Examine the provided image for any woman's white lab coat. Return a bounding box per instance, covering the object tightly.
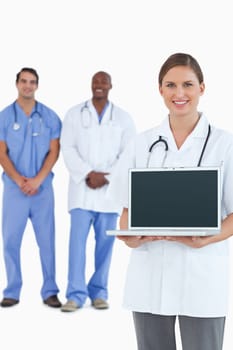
[61,100,136,213]
[112,114,233,317]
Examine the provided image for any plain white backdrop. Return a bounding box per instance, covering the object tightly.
[1,0,233,349]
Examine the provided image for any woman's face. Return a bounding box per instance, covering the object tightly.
[159,65,205,119]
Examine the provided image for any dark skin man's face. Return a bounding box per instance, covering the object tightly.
[91,72,112,101]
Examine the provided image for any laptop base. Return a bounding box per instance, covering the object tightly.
[107,229,218,236]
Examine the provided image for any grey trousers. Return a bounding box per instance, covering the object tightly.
[133,312,225,350]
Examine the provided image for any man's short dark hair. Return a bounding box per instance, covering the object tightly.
[16,67,39,84]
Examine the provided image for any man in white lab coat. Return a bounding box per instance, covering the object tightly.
[60,71,136,312]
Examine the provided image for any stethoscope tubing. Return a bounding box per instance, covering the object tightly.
[149,135,169,153]
[81,101,114,128]
[12,101,43,135]
[148,124,211,168]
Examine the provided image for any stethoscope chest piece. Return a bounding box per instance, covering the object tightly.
[13,123,20,131]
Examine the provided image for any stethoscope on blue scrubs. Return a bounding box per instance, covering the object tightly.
[81,101,114,128]
[13,101,43,137]
[147,124,211,167]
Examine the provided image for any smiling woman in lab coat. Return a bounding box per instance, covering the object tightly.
[112,53,233,350]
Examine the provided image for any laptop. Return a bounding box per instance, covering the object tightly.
[107,166,221,236]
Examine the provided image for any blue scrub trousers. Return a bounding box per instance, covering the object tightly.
[2,183,59,300]
[66,208,117,306]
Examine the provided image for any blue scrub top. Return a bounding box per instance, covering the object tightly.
[0,101,62,188]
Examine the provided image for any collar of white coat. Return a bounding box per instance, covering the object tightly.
[88,99,113,124]
[150,113,210,152]
[157,112,209,138]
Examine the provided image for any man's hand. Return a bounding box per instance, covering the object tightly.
[86,171,109,189]
[20,177,41,196]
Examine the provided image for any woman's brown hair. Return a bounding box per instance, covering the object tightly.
[158,53,204,86]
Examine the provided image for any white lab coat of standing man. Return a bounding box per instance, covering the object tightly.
[60,71,136,312]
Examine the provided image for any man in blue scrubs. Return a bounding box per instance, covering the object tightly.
[0,68,62,308]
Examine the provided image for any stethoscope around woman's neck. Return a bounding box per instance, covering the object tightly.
[147,124,211,167]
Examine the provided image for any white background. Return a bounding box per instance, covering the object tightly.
[0,0,233,349]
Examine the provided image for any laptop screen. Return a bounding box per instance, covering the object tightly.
[129,167,221,233]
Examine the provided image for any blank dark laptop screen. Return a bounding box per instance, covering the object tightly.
[130,168,219,229]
